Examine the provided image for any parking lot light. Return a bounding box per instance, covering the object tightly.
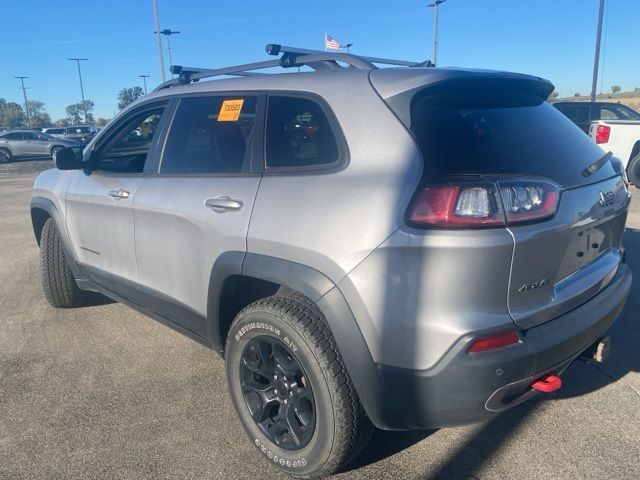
[68,58,88,123]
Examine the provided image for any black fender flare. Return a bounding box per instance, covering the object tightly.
[30,196,82,278]
[207,252,390,429]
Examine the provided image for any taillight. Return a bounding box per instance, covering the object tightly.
[467,330,521,353]
[595,124,610,144]
[408,180,559,228]
[408,185,504,228]
[499,181,559,225]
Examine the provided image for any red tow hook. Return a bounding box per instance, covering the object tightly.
[531,374,562,393]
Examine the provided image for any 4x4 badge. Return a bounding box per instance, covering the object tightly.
[518,278,549,293]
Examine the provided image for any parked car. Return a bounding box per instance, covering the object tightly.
[554,101,640,134]
[589,118,640,183]
[42,127,67,137]
[64,124,97,144]
[0,130,80,163]
[30,45,632,478]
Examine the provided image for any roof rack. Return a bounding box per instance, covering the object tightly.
[153,44,433,92]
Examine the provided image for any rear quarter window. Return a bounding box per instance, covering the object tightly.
[265,96,340,170]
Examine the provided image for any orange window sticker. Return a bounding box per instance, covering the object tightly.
[218,99,244,121]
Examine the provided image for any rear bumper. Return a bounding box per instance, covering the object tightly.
[374,263,631,430]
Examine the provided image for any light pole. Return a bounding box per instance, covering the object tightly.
[68,58,88,123]
[14,76,31,128]
[591,0,605,102]
[427,0,447,66]
[152,0,165,82]
[155,29,181,76]
[139,74,150,94]
[341,43,354,54]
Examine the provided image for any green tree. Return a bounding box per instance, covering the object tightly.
[574,93,581,97]
[52,118,70,127]
[117,86,144,110]
[0,98,26,128]
[611,85,621,94]
[66,100,95,124]
[95,118,109,127]
[25,100,51,128]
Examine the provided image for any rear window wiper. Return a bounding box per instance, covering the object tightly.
[582,151,613,177]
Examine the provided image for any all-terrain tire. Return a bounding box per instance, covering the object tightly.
[40,218,86,308]
[627,154,640,186]
[225,294,372,478]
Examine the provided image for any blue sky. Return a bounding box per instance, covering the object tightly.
[2,0,639,120]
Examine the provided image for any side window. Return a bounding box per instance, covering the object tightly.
[600,105,640,121]
[600,108,618,120]
[5,133,24,140]
[266,96,339,169]
[23,132,39,141]
[94,107,165,173]
[160,95,257,174]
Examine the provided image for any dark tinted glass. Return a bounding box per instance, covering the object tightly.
[410,90,617,188]
[66,126,92,134]
[161,96,257,174]
[4,132,23,140]
[555,104,590,123]
[266,96,338,169]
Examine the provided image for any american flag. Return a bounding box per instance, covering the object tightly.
[324,33,341,50]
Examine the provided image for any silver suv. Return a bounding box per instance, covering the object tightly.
[0,130,80,163]
[30,45,632,478]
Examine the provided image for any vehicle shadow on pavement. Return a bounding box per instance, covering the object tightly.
[345,428,436,471]
[82,291,117,307]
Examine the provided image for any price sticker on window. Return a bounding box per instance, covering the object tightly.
[218,99,244,121]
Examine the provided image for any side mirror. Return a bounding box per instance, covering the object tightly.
[55,146,84,170]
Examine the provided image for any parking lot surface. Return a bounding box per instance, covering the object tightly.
[1,159,639,480]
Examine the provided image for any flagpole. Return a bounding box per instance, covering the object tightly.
[324,31,327,52]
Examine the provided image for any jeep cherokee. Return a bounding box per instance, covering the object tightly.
[30,45,632,478]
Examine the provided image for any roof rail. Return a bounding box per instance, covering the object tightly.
[153,44,432,92]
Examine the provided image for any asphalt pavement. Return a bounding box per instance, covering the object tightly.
[1,159,639,480]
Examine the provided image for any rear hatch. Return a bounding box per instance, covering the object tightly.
[374,70,630,329]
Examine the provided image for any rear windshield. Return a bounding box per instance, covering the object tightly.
[409,83,618,188]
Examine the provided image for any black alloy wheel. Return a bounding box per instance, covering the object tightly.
[240,335,316,451]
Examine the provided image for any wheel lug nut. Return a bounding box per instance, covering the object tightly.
[273,375,278,380]
[289,392,293,397]
[274,389,278,395]
[284,399,288,405]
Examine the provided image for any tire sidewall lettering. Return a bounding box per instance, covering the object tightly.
[234,321,281,341]
[254,439,307,469]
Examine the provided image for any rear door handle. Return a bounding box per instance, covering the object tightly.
[108,188,130,199]
[205,196,243,212]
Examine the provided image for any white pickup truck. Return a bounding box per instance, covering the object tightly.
[589,119,640,183]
